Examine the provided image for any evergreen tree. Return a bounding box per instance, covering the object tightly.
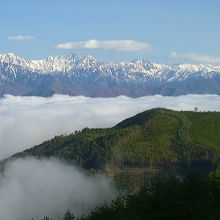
[63,209,75,220]
[41,216,50,220]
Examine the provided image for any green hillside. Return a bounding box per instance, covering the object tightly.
[11,108,220,191]
[79,171,220,220]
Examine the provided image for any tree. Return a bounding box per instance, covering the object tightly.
[41,217,50,220]
[63,209,75,220]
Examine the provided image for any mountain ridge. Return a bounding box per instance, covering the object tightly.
[7,108,220,191]
[0,53,220,97]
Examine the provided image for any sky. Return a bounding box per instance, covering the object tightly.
[1,0,220,64]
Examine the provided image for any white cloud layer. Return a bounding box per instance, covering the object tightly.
[0,158,115,220]
[170,51,220,64]
[0,94,220,160]
[54,39,151,51]
[8,35,35,41]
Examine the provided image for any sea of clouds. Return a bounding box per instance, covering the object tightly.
[0,158,115,220]
[0,94,219,220]
[0,94,220,160]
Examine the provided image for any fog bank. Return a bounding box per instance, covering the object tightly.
[0,158,115,220]
[0,94,219,159]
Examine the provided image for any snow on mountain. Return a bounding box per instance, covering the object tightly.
[0,53,220,97]
[1,53,220,79]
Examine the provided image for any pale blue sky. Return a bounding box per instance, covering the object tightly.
[1,0,220,64]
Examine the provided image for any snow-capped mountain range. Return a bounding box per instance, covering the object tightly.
[0,53,220,97]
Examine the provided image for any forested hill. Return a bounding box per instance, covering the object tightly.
[11,108,220,191]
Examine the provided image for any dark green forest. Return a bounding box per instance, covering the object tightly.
[36,167,220,220]
[80,168,220,220]
[11,108,220,192]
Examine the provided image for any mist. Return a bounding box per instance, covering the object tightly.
[0,94,220,159]
[0,158,115,220]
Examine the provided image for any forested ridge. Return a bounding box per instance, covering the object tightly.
[9,108,220,191]
[3,108,220,219]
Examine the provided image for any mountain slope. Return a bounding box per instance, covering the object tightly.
[0,53,220,97]
[9,108,220,192]
[13,108,220,165]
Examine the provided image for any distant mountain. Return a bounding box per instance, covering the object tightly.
[0,53,220,97]
[10,108,220,191]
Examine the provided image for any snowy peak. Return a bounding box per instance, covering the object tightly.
[0,53,79,73]
[30,56,74,73]
[0,53,28,66]
[0,53,220,97]
[0,53,220,80]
